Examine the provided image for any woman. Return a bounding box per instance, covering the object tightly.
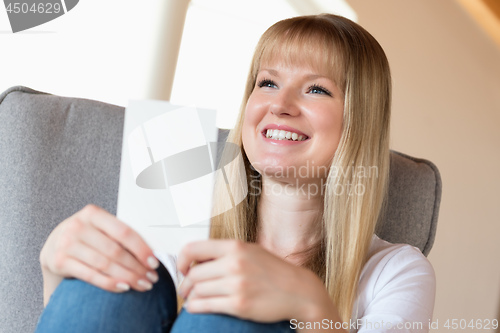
[36,14,435,332]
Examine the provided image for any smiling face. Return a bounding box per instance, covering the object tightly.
[241,60,344,183]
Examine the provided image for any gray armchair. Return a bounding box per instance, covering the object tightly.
[0,86,442,332]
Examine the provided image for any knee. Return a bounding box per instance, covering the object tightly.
[53,278,147,310]
[171,309,295,333]
[36,265,178,333]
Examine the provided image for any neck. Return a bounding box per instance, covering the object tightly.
[256,176,323,262]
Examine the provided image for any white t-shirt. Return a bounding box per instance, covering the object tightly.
[351,235,435,332]
[155,234,435,332]
[154,251,181,287]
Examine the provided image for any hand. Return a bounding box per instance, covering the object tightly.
[40,204,160,303]
[177,239,337,323]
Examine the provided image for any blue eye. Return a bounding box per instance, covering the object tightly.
[308,85,332,96]
[257,79,277,89]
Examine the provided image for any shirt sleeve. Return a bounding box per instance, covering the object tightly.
[355,246,436,333]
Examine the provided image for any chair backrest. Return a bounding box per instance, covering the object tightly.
[0,86,441,332]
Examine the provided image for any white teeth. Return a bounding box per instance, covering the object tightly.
[264,129,306,141]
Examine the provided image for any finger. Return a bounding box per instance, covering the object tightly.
[66,242,154,291]
[79,205,159,270]
[185,296,238,317]
[59,257,133,293]
[187,277,235,299]
[177,240,243,275]
[77,225,151,277]
[178,258,231,298]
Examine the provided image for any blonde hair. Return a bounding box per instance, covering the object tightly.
[209,14,391,322]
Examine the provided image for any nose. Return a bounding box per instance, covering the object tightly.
[269,88,300,117]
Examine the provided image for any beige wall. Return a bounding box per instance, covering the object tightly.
[347,0,500,331]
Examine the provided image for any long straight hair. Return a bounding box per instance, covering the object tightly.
[210,14,391,322]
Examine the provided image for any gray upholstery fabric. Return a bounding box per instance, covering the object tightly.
[377,151,441,256]
[0,86,124,333]
[0,86,441,332]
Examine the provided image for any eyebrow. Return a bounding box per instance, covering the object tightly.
[260,68,279,76]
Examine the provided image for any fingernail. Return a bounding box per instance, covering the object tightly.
[138,279,153,290]
[146,271,159,283]
[116,282,130,291]
[147,256,159,270]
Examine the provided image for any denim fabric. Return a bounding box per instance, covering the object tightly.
[35,263,177,333]
[172,309,294,333]
[35,264,294,332]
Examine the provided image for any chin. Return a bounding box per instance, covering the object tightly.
[250,157,295,178]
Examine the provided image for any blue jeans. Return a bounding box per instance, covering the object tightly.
[35,264,294,332]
